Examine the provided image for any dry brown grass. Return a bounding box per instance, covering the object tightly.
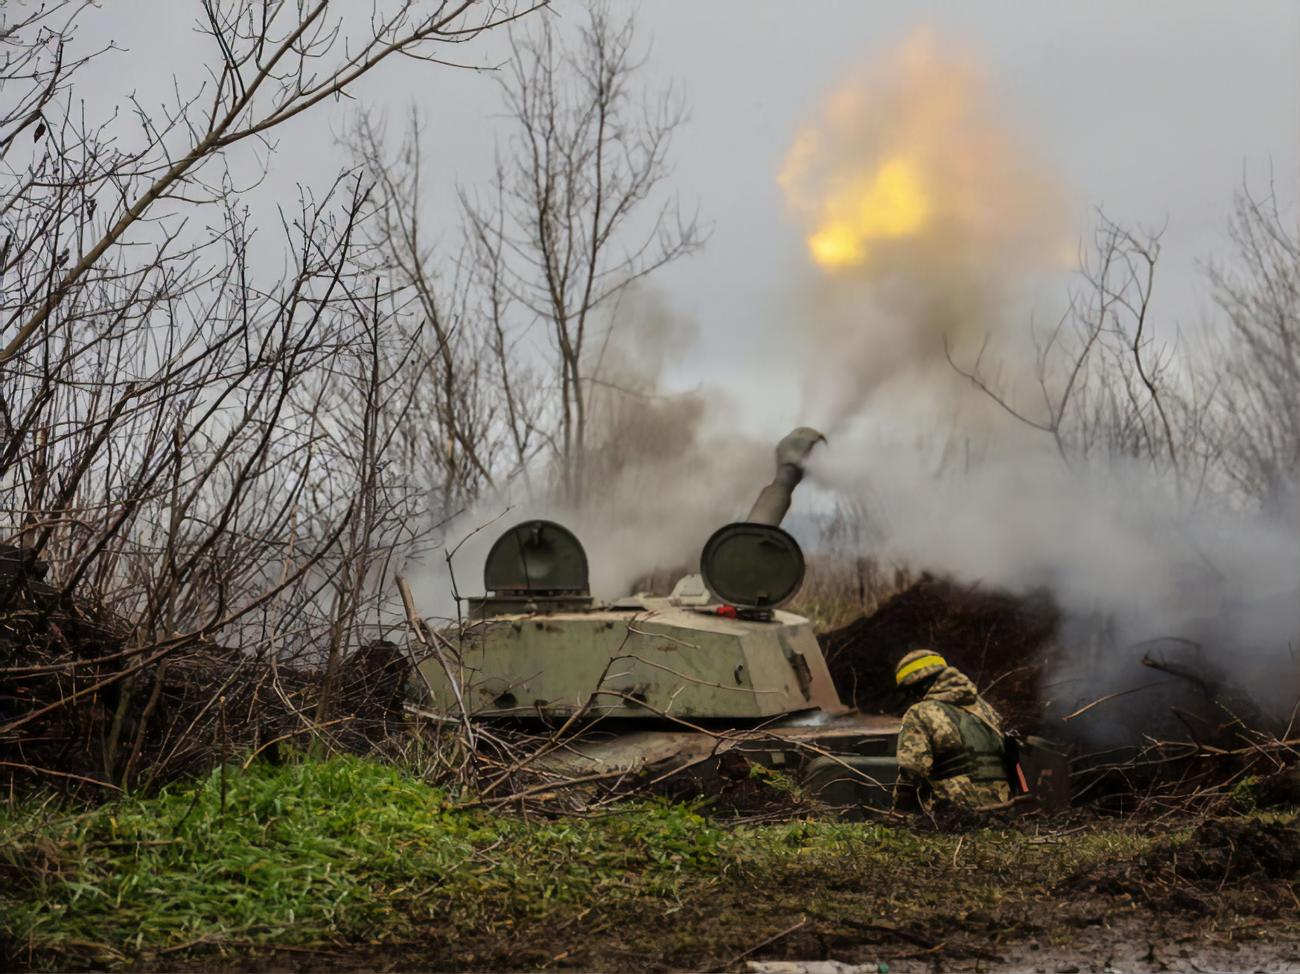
[787,554,912,632]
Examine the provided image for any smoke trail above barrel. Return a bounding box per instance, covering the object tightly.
[778,28,1066,432]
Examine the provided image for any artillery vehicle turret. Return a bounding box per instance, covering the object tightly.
[413,428,902,811]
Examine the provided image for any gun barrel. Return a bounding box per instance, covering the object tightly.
[745,426,826,526]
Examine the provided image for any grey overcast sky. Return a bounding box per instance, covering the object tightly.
[84,1,1300,436]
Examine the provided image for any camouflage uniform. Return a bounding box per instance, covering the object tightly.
[892,666,1011,810]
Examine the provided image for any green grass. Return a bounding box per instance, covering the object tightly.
[2,757,1291,972]
[0,757,725,967]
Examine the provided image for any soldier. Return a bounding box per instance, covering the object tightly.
[891,649,1011,811]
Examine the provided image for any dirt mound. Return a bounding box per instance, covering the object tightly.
[1252,767,1300,808]
[817,574,1059,732]
[1172,818,1300,883]
[0,545,409,794]
[1070,816,1300,916]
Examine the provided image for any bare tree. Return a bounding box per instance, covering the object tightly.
[948,214,1211,503]
[0,0,540,365]
[347,112,531,516]
[950,196,1300,517]
[0,2,545,789]
[1208,187,1300,513]
[462,5,703,501]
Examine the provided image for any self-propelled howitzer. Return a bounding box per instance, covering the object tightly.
[412,427,903,810]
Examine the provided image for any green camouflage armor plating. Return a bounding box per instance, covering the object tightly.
[893,666,1011,809]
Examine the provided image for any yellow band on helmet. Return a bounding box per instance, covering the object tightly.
[895,653,947,685]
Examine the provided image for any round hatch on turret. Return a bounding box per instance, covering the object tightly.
[699,522,805,610]
[484,519,590,596]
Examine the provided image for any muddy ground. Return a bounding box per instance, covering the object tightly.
[215,899,1299,974]
[147,815,1299,974]
[185,908,1300,974]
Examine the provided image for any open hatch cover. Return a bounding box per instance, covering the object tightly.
[483,519,589,596]
[699,521,805,611]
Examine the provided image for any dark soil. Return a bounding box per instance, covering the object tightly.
[0,544,409,793]
[1173,817,1300,882]
[818,574,1060,733]
[1254,767,1300,808]
[156,874,1300,974]
[140,816,1300,974]
[1072,816,1300,921]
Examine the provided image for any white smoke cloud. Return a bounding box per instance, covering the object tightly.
[809,430,1300,723]
[408,288,773,617]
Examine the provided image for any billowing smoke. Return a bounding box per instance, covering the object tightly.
[779,29,1299,729]
[416,28,1071,619]
[413,289,770,617]
[809,439,1300,726]
[777,27,1065,433]
[554,293,771,598]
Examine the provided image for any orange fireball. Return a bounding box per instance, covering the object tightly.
[779,29,1061,275]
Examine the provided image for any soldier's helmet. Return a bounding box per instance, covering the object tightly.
[894,649,947,687]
